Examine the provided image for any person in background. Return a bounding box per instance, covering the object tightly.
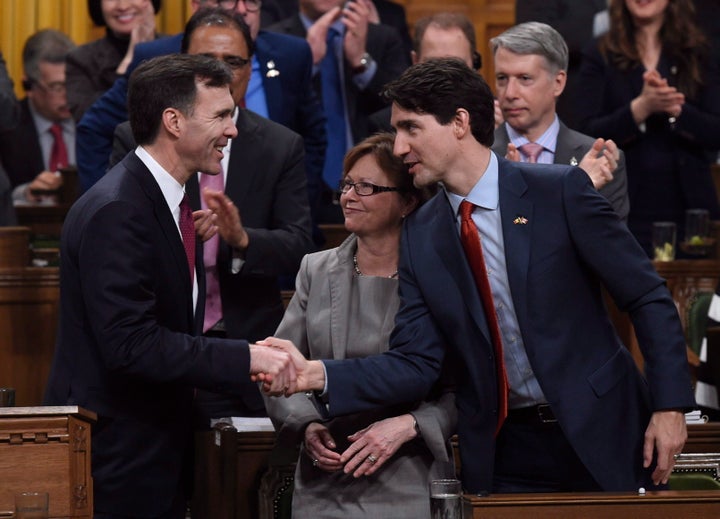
[491,22,629,221]
[0,51,19,225]
[264,133,455,518]
[264,58,694,495]
[268,0,409,223]
[577,0,720,254]
[0,29,76,204]
[43,53,295,518]
[515,0,609,130]
[66,0,161,122]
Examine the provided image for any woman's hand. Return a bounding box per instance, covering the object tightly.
[304,422,343,472]
[340,414,417,477]
[631,70,685,124]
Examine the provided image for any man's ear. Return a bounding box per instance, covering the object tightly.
[162,108,182,138]
[453,108,471,138]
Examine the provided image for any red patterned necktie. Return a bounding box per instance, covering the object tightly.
[199,171,225,332]
[179,193,195,284]
[518,142,544,164]
[459,200,509,436]
[49,123,69,172]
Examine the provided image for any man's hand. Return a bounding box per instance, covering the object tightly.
[643,409,687,485]
[257,337,327,394]
[577,138,618,190]
[504,142,520,162]
[340,414,417,477]
[202,187,249,251]
[26,170,63,202]
[248,344,296,396]
[342,0,370,68]
[192,209,217,242]
[306,7,342,65]
[304,422,343,472]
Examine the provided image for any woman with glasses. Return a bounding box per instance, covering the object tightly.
[264,133,455,518]
[66,0,161,122]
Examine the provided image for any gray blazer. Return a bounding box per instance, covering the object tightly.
[493,121,630,222]
[265,235,456,518]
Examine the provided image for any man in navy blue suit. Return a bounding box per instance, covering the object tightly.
[76,0,325,208]
[267,58,695,494]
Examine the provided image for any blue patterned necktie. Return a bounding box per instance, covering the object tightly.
[320,27,348,191]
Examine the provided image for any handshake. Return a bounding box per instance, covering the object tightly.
[248,338,326,396]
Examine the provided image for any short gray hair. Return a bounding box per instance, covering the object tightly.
[22,29,75,81]
[490,22,568,73]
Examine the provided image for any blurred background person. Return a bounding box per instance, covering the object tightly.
[515,0,609,130]
[577,0,720,254]
[491,22,629,221]
[0,51,19,225]
[265,133,455,518]
[0,29,76,204]
[66,0,161,122]
[268,0,409,224]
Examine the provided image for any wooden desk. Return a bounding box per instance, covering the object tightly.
[15,203,70,241]
[685,422,720,453]
[463,490,720,519]
[0,406,95,519]
[0,267,60,406]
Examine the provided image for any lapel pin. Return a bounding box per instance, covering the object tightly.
[266,61,280,78]
[513,216,528,225]
[569,156,578,166]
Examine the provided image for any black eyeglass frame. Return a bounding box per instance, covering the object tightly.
[212,0,262,13]
[338,179,406,196]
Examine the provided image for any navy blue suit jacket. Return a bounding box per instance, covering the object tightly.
[323,156,695,493]
[76,31,325,200]
[43,151,254,514]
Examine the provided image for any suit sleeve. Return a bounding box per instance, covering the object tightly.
[77,76,129,192]
[561,168,695,410]
[324,225,445,416]
[241,130,314,276]
[79,199,252,392]
[0,52,19,130]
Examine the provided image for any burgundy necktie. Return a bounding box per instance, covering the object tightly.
[199,171,225,332]
[179,193,195,284]
[459,200,509,436]
[48,123,69,172]
[518,142,544,164]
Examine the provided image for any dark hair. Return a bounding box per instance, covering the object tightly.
[600,0,707,99]
[128,53,233,145]
[181,7,255,58]
[413,12,479,68]
[88,0,162,27]
[343,133,433,204]
[382,58,495,147]
[22,29,76,82]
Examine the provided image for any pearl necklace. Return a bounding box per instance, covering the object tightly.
[353,253,399,279]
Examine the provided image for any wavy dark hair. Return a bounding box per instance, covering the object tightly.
[599,0,707,100]
[88,0,162,27]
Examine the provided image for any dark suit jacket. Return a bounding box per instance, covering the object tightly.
[492,121,630,221]
[322,156,694,493]
[268,14,409,144]
[43,151,255,515]
[577,43,720,250]
[110,110,314,415]
[0,98,44,187]
[77,31,326,202]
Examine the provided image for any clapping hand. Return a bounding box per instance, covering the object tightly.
[578,138,619,190]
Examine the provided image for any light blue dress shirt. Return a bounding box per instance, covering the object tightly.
[445,152,547,408]
[506,115,560,165]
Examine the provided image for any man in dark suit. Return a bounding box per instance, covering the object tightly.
[0,51,18,225]
[515,0,608,129]
[490,22,629,221]
[43,54,295,518]
[76,0,326,214]
[268,58,694,494]
[0,30,75,203]
[269,0,408,222]
[110,8,313,418]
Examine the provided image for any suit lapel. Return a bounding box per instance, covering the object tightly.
[225,110,259,208]
[327,236,356,360]
[255,36,283,123]
[429,195,492,344]
[498,159,533,331]
[554,123,584,167]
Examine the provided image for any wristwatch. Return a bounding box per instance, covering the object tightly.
[352,52,373,74]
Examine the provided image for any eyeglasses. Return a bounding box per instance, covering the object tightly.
[33,80,66,94]
[204,0,262,12]
[339,179,406,196]
[223,56,250,69]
